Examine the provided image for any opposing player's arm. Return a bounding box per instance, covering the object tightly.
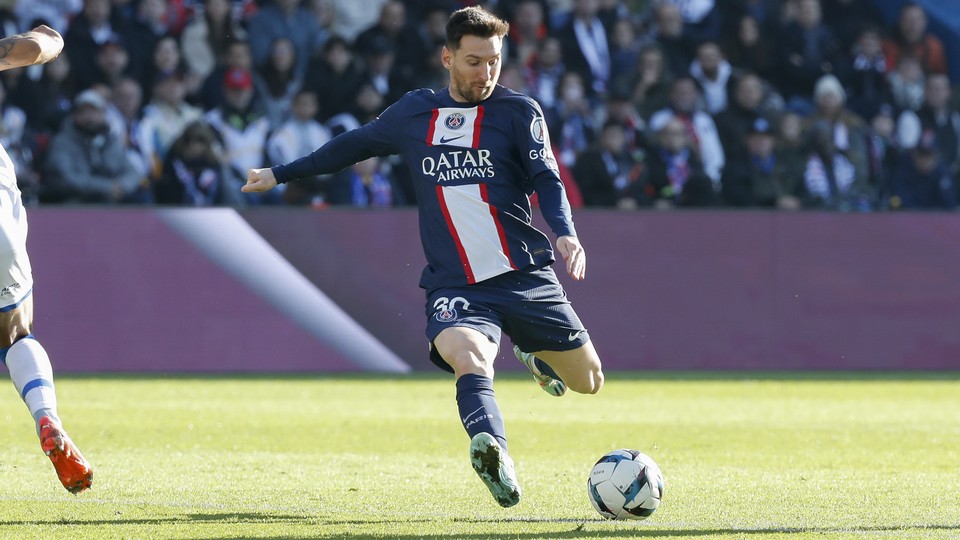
[0,26,63,72]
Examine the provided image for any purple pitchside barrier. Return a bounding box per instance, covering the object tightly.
[27,208,960,372]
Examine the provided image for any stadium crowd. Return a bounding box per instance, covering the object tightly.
[1,0,958,210]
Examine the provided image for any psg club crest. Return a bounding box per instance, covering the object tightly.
[444,113,466,130]
[530,116,546,144]
[435,308,458,322]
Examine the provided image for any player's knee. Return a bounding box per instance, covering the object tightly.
[447,349,494,378]
[569,365,604,395]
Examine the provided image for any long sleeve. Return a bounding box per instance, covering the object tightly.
[272,104,401,183]
[532,169,577,238]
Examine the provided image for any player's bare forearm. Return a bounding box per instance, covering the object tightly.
[557,235,586,281]
[0,26,63,71]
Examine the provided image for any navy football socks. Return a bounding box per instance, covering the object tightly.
[456,374,508,452]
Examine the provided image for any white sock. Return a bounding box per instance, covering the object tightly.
[5,336,60,434]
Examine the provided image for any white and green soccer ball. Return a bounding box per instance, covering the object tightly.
[587,449,664,520]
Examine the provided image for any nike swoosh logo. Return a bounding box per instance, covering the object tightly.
[568,330,583,341]
[439,135,465,144]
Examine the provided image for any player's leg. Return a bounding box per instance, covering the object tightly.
[0,296,93,494]
[527,340,603,395]
[506,268,604,396]
[432,326,521,507]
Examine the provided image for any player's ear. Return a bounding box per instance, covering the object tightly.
[441,45,453,70]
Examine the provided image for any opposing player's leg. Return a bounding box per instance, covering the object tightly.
[0,296,93,494]
[432,326,521,507]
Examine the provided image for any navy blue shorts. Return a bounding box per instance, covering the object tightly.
[425,266,589,373]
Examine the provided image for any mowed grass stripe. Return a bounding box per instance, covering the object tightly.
[0,374,957,539]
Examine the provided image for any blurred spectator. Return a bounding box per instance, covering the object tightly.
[651,2,693,77]
[204,67,275,204]
[547,71,597,168]
[845,25,892,120]
[642,116,716,208]
[508,0,548,65]
[603,84,647,159]
[572,120,645,208]
[0,83,36,202]
[254,37,302,129]
[143,35,199,104]
[65,0,135,90]
[887,55,925,113]
[608,18,641,79]
[328,156,401,207]
[620,43,672,120]
[20,55,73,135]
[721,116,801,208]
[155,121,244,206]
[881,2,947,76]
[305,36,366,122]
[714,71,772,164]
[180,0,248,84]
[774,109,808,178]
[91,36,131,89]
[246,0,320,78]
[866,103,899,192]
[140,70,204,179]
[660,0,723,45]
[358,35,414,105]
[196,38,252,111]
[557,0,612,96]
[44,89,146,203]
[649,75,725,185]
[266,90,332,205]
[774,0,841,106]
[355,1,428,82]
[722,15,776,81]
[328,0,388,42]
[896,74,960,179]
[16,0,83,34]
[689,41,732,114]
[124,0,179,84]
[820,0,884,54]
[326,82,388,137]
[498,62,528,94]
[524,37,566,112]
[800,74,873,210]
[885,130,956,210]
[106,76,150,182]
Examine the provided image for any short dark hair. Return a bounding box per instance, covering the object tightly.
[445,6,510,50]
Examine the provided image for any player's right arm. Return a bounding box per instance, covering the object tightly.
[243,97,406,193]
[0,26,63,72]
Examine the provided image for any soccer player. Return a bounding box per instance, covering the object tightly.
[243,6,603,508]
[0,26,93,494]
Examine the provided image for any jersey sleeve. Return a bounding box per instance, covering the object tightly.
[515,97,577,238]
[273,100,403,183]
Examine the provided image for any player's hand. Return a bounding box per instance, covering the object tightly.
[242,168,277,192]
[557,235,586,281]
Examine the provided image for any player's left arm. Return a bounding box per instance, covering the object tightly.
[0,26,63,71]
[516,97,586,280]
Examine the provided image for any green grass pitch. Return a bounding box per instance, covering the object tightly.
[0,373,958,539]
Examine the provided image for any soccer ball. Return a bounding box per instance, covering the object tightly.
[587,449,664,520]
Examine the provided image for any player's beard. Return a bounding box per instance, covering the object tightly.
[452,72,495,103]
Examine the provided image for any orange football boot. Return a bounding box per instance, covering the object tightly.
[39,416,93,494]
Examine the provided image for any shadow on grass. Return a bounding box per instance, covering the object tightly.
[0,513,309,527]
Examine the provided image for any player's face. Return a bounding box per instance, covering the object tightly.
[443,35,503,104]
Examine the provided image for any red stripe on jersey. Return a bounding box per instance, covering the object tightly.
[426,109,439,146]
[479,183,516,271]
[472,106,485,148]
[436,185,476,283]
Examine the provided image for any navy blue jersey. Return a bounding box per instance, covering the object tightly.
[273,85,577,290]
